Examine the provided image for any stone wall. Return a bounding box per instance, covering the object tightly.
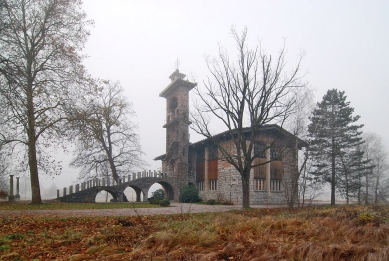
[195,140,299,205]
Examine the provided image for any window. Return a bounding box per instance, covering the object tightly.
[271,147,279,160]
[209,145,218,160]
[197,150,205,161]
[270,180,281,191]
[188,161,193,176]
[210,180,217,190]
[169,97,178,112]
[254,143,266,158]
[254,179,265,191]
[197,181,204,191]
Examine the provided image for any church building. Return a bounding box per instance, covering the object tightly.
[155,69,305,204]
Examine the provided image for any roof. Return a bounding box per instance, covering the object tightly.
[159,69,197,98]
[154,124,307,161]
[188,124,307,149]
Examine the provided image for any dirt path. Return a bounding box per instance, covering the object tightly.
[0,203,274,218]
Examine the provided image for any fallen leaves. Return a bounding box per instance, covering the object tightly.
[0,205,388,260]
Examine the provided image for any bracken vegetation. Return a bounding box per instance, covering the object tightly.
[0,202,158,211]
[0,204,388,260]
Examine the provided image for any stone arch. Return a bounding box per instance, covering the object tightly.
[94,189,117,202]
[157,181,174,200]
[126,185,144,202]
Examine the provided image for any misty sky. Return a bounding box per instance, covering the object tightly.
[43,0,389,189]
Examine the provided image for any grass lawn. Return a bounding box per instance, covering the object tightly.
[0,204,388,260]
[0,201,159,210]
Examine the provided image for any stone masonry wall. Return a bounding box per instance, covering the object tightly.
[196,138,298,205]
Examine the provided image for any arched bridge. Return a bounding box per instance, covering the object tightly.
[58,173,177,203]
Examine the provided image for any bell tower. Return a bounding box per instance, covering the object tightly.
[159,69,197,192]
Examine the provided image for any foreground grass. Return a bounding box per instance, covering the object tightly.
[0,201,159,210]
[0,204,388,260]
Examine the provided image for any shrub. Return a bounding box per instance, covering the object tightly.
[0,190,8,199]
[206,199,216,205]
[179,184,201,203]
[149,198,161,205]
[159,199,170,207]
[152,189,165,200]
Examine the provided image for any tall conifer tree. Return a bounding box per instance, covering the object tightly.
[308,89,364,205]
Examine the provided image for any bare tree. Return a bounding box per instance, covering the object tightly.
[191,27,306,208]
[0,147,11,191]
[70,80,145,183]
[283,87,314,207]
[0,0,92,204]
[361,133,389,204]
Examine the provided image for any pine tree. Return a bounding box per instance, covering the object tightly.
[308,89,365,205]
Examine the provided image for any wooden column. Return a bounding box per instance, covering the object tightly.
[204,147,209,191]
[265,147,271,195]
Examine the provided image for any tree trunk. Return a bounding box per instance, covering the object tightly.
[345,170,349,205]
[331,136,336,205]
[330,104,336,205]
[374,165,380,204]
[357,174,361,205]
[28,139,42,204]
[107,156,119,184]
[365,171,369,205]
[241,171,250,208]
[27,88,42,204]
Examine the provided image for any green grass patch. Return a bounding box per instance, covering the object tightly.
[0,201,159,210]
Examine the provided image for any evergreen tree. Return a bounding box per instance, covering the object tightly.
[308,89,365,205]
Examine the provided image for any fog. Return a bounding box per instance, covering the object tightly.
[30,1,389,199]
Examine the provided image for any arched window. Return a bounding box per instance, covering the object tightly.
[169,97,178,113]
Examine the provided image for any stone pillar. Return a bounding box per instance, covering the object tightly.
[8,175,14,201]
[137,172,141,179]
[102,178,105,186]
[15,177,20,200]
[76,184,80,193]
[122,176,126,183]
[136,190,141,202]
[154,170,157,177]
[107,178,110,186]
[69,185,73,194]
[63,187,67,197]
[265,147,271,195]
[57,189,59,198]
[204,147,209,192]
[143,188,149,202]
[128,174,131,181]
